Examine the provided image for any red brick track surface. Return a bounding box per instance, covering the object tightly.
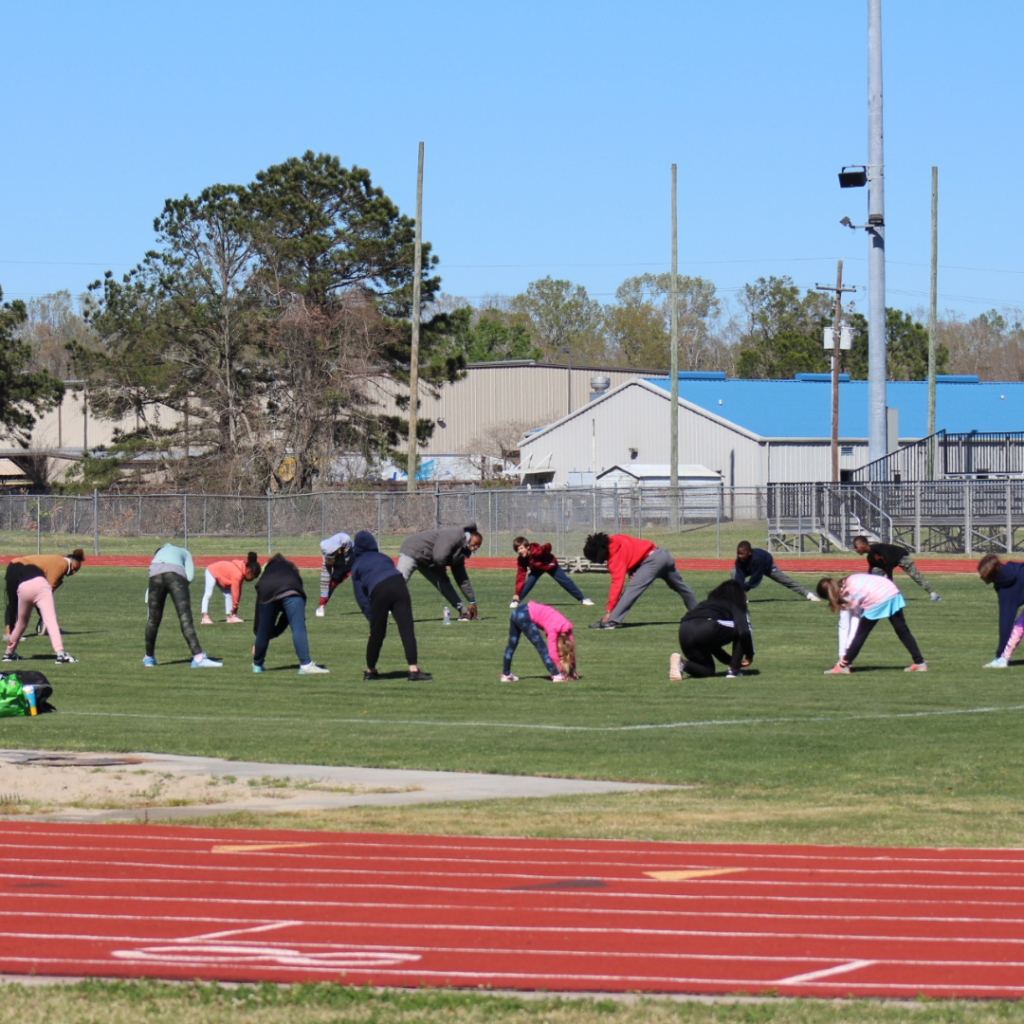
[3,823,1024,998]
[0,555,981,573]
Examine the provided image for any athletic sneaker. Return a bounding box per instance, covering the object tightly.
[550,674,569,682]
[930,593,942,602]
[725,670,743,679]
[581,598,595,606]
[252,664,264,674]
[142,655,158,668]
[806,593,821,602]
[2,651,24,662]
[363,669,380,681]
[824,663,851,675]
[35,620,46,636]
[191,653,223,668]
[315,606,326,618]
[984,657,1009,669]
[299,663,330,675]
[225,614,244,624]
[588,621,616,630]
[54,652,77,664]
[905,662,929,672]
[669,652,683,681]
[500,673,519,682]
[408,670,433,681]
[509,599,519,609]
[200,614,213,625]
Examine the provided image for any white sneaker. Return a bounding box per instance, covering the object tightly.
[984,657,1009,669]
[500,673,519,682]
[581,598,594,606]
[806,593,821,602]
[191,653,223,668]
[551,674,569,682]
[315,606,325,618]
[509,599,519,609]
[669,652,683,681]
[299,662,330,674]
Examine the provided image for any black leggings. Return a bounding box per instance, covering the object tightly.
[367,574,417,668]
[678,618,733,678]
[146,571,201,658]
[844,610,923,665]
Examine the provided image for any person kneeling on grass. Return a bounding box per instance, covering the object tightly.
[252,554,328,675]
[200,552,261,625]
[501,601,578,683]
[670,579,753,681]
[977,553,1024,668]
[350,530,432,682]
[143,543,221,669]
[817,573,927,675]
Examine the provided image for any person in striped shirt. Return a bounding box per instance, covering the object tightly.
[817,573,927,674]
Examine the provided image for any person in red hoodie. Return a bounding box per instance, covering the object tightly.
[509,536,595,609]
[582,532,697,629]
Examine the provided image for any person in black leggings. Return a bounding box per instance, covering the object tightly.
[350,530,432,682]
[671,579,754,680]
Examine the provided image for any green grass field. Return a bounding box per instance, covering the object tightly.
[5,564,1024,1022]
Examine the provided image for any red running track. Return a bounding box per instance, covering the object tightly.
[2,822,1024,998]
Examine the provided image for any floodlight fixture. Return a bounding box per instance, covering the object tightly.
[838,165,868,188]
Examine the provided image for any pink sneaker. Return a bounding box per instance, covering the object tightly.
[225,614,244,624]
[824,663,851,675]
[500,673,519,682]
[669,652,683,681]
[200,614,213,625]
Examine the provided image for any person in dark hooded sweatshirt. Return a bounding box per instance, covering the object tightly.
[669,579,754,681]
[978,554,1024,668]
[351,530,432,682]
[251,554,328,675]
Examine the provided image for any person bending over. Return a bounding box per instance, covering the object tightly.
[670,579,753,680]
[852,536,940,601]
[398,524,481,620]
[511,535,593,608]
[732,541,818,601]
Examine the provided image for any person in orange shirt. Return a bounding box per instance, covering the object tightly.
[582,533,697,630]
[4,549,84,639]
[200,552,261,625]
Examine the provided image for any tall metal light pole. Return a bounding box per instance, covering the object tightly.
[866,0,887,468]
[927,166,938,479]
[669,164,679,530]
[406,142,424,493]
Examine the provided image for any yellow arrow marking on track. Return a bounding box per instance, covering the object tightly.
[212,843,320,854]
[645,868,748,881]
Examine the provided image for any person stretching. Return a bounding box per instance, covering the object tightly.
[5,549,84,639]
[511,536,594,609]
[252,554,328,675]
[670,579,754,680]
[817,573,927,674]
[501,600,578,682]
[143,543,221,669]
[977,554,1024,668]
[852,536,940,601]
[732,542,819,601]
[200,552,261,624]
[583,532,697,629]
[350,530,432,682]
[398,524,482,620]
[316,532,353,618]
[4,561,77,665]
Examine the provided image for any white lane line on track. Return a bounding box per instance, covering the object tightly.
[777,959,875,984]
[180,921,299,942]
[61,702,1024,732]
[1,955,1023,994]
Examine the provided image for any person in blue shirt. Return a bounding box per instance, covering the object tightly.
[351,530,432,682]
[143,543,222,668]
[732,541,819,601]
[978,554,1024,668]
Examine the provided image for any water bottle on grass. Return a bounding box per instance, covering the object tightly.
[442,606,451,626]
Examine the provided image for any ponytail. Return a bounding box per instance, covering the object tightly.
[245,551,262,580]
[816,577,847,613]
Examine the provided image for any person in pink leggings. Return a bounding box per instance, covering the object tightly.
[4,562,76,664]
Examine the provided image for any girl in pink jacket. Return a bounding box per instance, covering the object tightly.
[200,552,261,625]
[501,601,578,682]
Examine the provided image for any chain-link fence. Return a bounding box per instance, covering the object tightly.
[0,486,755,558]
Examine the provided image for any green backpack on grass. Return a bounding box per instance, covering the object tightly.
[0,676,31,717]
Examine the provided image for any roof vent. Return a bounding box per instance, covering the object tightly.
[589,376,611,401]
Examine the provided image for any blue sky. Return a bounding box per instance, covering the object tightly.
[2,1,1022,325]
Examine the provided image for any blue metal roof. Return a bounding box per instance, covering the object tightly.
[642,377,1024,439]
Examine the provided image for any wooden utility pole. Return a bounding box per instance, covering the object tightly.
[815,261,856,482]
[406,142,424,493]
[927,165,938,480]
[669,164,679,531]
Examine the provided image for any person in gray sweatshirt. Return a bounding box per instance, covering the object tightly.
[398,524,482,620]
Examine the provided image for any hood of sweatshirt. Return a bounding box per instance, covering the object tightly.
[353,530,380,558]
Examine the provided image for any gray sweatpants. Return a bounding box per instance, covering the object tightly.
[609,547,697,624]
[397,553,466,612]
[730,565,812,598]
[869,555,937,596]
